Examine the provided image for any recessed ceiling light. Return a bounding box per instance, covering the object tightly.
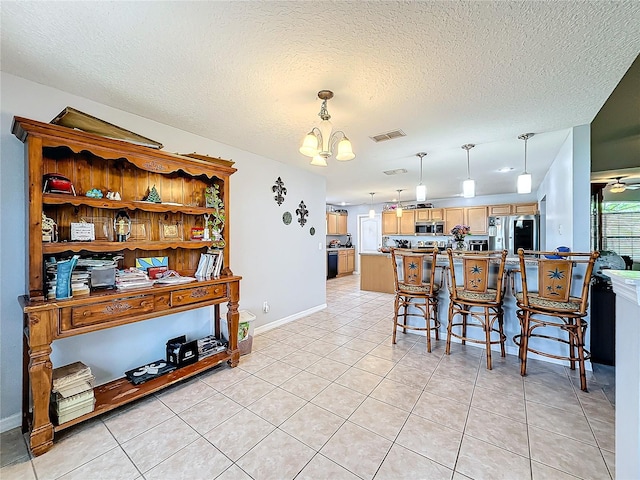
[340,202,346,206]
[497,167,514,173]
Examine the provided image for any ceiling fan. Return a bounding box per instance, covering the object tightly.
[608,177,640,193]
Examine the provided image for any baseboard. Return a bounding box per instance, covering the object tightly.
[254,304,327,335]
[0,413,21,433]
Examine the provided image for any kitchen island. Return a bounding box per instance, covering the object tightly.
[603,270,640,480]
[360,250,585,363]
[360,252,395,293]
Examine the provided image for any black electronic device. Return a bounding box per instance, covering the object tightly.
[125,361,176,385]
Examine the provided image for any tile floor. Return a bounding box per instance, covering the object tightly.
[1,275,616,480]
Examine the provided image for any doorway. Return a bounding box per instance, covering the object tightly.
[357,214,381,273]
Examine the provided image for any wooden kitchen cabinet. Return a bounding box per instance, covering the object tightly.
[399,210,415,234]
[488,203,538,216]
[512,202,538,215]
[488,204,512,216]
[444,208,464,234]
[337,213,348,234]
[465,206,488,234]
[337,249,355,276]
[382,210,415,235]
[13,116,242,456]
[326,212,347,235]
[382,211,399,235]
[415,208,444,221]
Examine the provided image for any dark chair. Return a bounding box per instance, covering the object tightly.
[390,248,444,352]
[446,249,508,369]
[512,249,599,391]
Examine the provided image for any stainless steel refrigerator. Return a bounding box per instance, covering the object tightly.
[488,215,540,255]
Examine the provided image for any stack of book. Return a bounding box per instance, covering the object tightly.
[51,362,95,424]
[116,268,154,290]
[195,251,223,278]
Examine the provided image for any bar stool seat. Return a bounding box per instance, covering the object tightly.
[512,248,599,391]
[391,247,443,353]
[445,249,508,370]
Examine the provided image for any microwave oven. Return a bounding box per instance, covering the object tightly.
[415,221,445,235]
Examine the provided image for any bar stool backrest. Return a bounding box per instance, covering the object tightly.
[447,249,508,304]
[391,248,440,294]
[516,249,600,315]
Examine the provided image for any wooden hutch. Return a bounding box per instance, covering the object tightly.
[13,116,242,456]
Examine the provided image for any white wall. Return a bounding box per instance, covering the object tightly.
[0,73,327,429]
[537,125,591,251]
[534,124,593,359]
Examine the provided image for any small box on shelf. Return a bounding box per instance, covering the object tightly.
[166,335,199,367]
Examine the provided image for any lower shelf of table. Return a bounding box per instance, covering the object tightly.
[53,350,235,432]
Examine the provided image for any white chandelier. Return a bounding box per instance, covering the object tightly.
[299,90,355,167]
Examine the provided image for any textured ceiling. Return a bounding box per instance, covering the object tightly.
[2,1,640,205]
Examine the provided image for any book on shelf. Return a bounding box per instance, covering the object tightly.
[195,251,223,279]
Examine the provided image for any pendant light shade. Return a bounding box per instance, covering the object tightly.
[396,189,403,218]
[517,133,534,194]
[416,152,427,202]
[368,192,376,218]
[463,179,476,198]
[461,144,476,198]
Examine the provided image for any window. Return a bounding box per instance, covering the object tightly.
[601,201,640,261]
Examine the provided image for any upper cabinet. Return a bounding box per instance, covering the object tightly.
[13,116,236,300]
[415,208,444,221]
[382,210,415,235]
[443,208,465,235]
[488,203,538,216]
[326,212,347,235]
[465,206,488,235]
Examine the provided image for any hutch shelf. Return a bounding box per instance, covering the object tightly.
[13,116,242,456]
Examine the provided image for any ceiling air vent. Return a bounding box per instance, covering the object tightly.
[383,168,408,176]
[370,129,406,143]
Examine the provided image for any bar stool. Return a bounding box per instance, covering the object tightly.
[512,249,599,391]
[446,249,508,369]
[390,247,444,352]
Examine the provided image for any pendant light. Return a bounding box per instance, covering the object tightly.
[416,152,427,202]
[517,133,534,194]
[368,192,376,218]
[461,144,476,198]
[396,189,403,218]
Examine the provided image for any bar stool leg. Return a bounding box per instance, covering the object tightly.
[520,311,531,377]
[461,306,468,345]
[485,306,493,370]
[568,318,576,371]
[402,298,408,334]
[498,309,506,358]
[425,299,432,353]
[392,296,400,344]
[433,300,440,341]
[577,321,588,392]
[445,302,454,355]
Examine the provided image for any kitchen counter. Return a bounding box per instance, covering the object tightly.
[360,252,583,362]
[327,247,355,251]
[602,270,640,480]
